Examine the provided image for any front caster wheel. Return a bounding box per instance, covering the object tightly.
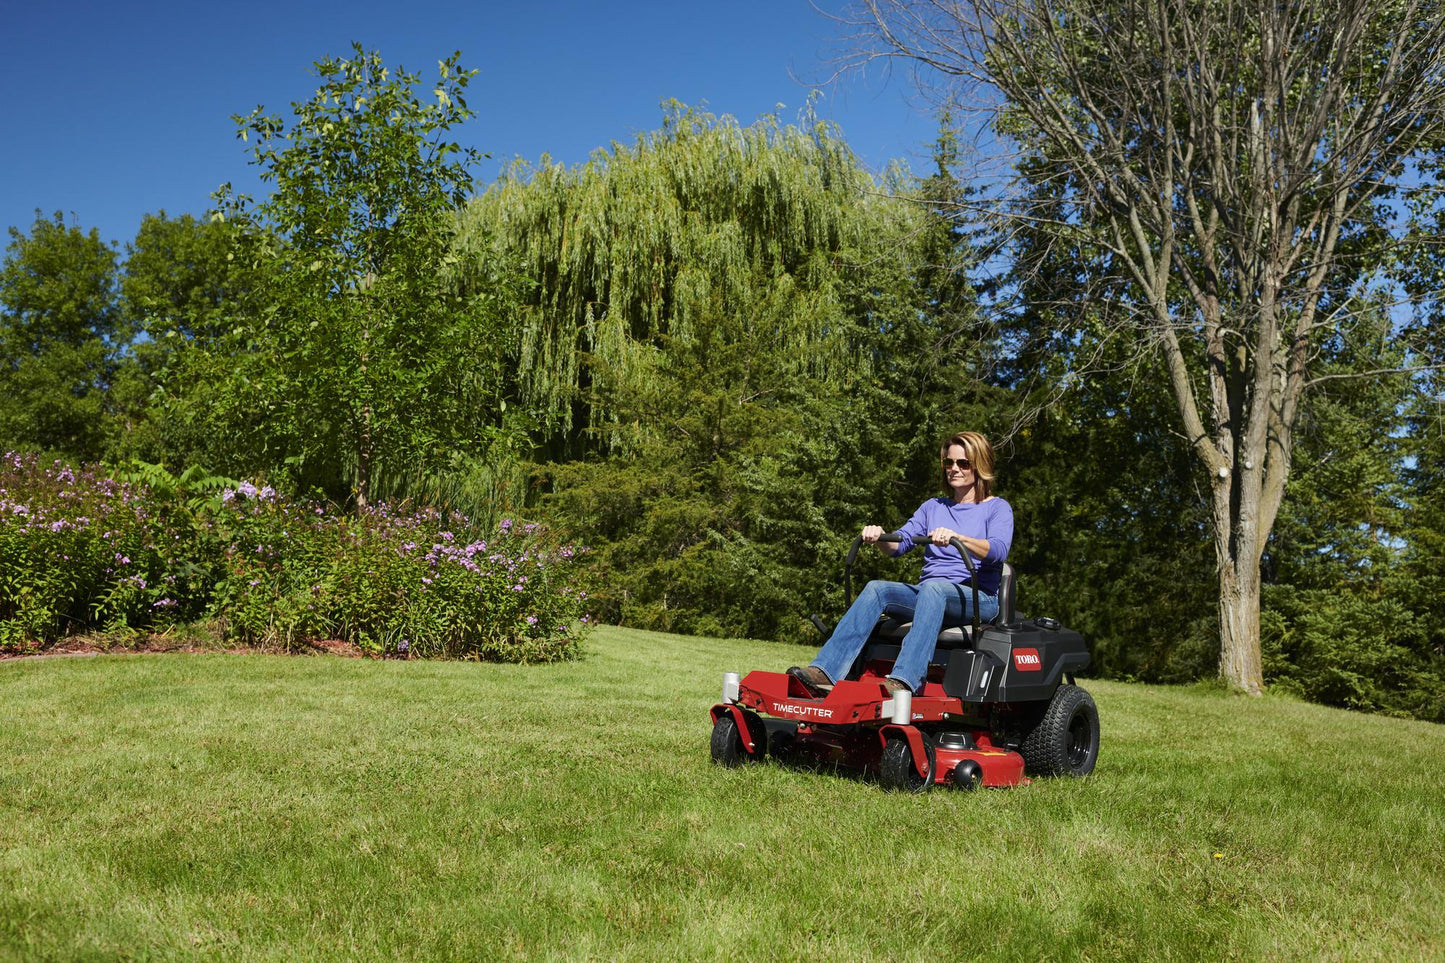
[767,726,796,765]
[710,714,765,767]
[879,735,936,793]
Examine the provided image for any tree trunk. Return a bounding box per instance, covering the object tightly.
[356,279,375,510]
[356,411,371,510]
[1216,552,1264,695]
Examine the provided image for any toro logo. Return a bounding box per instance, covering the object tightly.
[1012,648,1043,671]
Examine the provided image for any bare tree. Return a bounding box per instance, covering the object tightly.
[834,0,1445,691]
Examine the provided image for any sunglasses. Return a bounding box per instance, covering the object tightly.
[941,458,972,470]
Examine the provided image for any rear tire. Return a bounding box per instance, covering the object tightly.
[1020,685,1099,777]
[711,715,764,767]
[879,734,936,793]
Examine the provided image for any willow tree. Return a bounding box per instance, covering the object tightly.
[457,103,948,454]
[457,105,988,639]
[838,0,1445,692]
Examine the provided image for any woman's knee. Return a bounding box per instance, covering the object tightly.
[917,580,952,602]
[914,579,957,616]
[858,580,895,602]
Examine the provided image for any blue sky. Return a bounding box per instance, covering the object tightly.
[0,0,940,249]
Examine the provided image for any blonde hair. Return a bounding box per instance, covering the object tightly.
[940,431,997,499]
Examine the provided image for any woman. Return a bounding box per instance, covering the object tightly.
[788,431,1013,697]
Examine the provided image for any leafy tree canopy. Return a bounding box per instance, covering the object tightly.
[208,44,515,505]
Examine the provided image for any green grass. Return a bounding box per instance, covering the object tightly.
[2,626,1442,961]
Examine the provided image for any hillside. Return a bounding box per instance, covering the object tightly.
[1,626,1441,959]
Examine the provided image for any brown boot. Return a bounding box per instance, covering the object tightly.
[881,677,913,696]
[786,665,833,697]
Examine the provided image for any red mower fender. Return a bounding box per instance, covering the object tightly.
[710,704,767,757]
[880,724,932,780]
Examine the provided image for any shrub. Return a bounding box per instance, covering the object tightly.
[1262,583,1445,721]
[212,491,589,661]
[0,454,589,662]
[0,454,211,650]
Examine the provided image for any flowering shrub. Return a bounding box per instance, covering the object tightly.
[0,454,210,650]
[0,454,589,662]
[212,491,589,661]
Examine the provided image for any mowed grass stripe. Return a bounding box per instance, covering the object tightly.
[1,626,1441,960]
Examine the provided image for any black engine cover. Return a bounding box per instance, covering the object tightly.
[940,619,1091,703]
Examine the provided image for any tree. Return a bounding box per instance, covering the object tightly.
[215,44,512,505]
[0,211,121,458]
[837,0,1445,692]
[459,104,906,452]
[462,105,995,639]
[107,211,260,462]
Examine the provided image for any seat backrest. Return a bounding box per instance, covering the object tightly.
[996,561,1017,626]
[944,561,1018,631]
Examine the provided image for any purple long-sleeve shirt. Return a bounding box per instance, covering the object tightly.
[891,496,1014,595]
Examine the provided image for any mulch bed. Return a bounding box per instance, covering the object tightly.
[1,635,368,661]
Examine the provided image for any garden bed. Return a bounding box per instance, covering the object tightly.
[1,454,591,661]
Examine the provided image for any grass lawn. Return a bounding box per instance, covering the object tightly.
[2,625,1442,960]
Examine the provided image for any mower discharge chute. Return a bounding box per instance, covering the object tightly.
[709,535,1100,792]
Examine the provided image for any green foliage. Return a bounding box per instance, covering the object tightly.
[0,455,588,662]
[108,212,261,463]
[1004,383,1219,684]
[1247,305,1445,719]
[0,212,121,459]
[208,45,518,505]
[1261,584,1443,721]
[459,102,925,448]
[467,105,996,642]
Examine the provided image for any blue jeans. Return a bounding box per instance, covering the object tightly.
[810,579,999,693]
